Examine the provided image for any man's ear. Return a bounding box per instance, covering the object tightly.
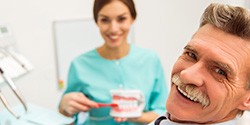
[238,91,250,110]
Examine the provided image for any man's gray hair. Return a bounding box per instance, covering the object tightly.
[200,3,250,39]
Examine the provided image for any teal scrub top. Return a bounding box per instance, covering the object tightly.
[63,44,168,125]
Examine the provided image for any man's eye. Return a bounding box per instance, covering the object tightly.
[215,68,227,76]
[187,52,197,60]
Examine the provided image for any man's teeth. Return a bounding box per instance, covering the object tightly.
[178,86,198,102]
[172,74,210,108]
[177,86,187,96]
[177,86,209,107]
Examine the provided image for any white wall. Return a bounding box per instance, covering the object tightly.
[0,0,95,109]
[0,0,249,124]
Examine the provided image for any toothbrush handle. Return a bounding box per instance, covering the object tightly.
[97,103,118,107]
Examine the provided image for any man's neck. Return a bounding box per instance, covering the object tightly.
[168,111,238,124]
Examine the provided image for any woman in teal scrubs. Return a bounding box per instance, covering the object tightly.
[59,0,168,125]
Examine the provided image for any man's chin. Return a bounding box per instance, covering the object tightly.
[169,114,205,124]
[167,110,200,123]
[169,112,220,124]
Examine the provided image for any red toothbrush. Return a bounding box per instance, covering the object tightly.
[97,103,118,108]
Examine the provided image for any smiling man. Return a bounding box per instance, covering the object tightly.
[150,3,250,125]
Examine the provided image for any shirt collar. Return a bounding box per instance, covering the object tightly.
[152,113,237,125]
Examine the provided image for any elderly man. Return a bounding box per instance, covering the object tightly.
[150,3,250,125]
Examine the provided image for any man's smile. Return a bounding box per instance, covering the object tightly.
[172,74,210,108]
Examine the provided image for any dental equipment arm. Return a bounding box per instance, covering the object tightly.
[0,89,20,118]
[0,67,28,116]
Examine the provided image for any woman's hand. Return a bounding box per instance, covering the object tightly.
[114,117,128,122]
[128,111,158,123]
[59,92,98,117]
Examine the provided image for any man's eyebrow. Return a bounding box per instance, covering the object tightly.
[212,61,232,74]
[184,45,198,54]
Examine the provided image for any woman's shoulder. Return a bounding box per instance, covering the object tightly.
[72,48,99,63]
[132,44,159,58]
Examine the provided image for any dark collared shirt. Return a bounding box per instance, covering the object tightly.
[148,113,236,125]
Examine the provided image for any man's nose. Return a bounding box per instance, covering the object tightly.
[179,62,205,86]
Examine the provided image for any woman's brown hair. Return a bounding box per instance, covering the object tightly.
[93,0,137,23]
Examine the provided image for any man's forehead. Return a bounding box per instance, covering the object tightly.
[192,25,250,50]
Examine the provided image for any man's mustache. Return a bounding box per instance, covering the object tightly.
[172,74,210,108]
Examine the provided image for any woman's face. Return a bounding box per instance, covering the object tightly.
[96,0,134,48]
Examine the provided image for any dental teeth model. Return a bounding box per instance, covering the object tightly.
[110,90,145,118]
